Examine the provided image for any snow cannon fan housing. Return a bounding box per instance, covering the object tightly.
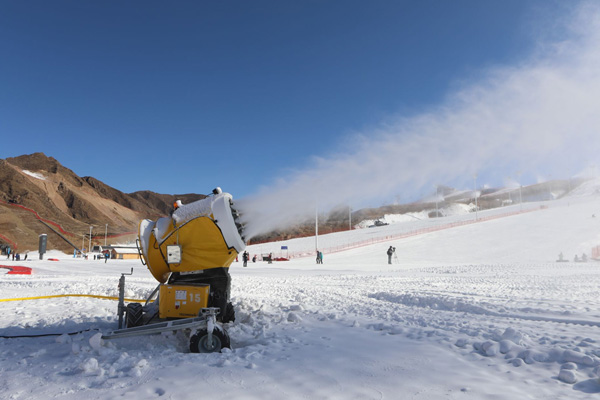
[138,191,246,284]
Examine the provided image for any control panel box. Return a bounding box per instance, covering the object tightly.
[159,284,209,318]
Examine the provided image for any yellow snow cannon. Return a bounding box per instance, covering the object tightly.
[138,189,245,286]
[109,188,246,353]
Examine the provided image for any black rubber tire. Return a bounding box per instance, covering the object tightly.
[189,328,230,353]
[222,302,235,323]
[125,302,144,328]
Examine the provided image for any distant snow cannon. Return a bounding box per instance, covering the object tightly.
[103,189,246,353]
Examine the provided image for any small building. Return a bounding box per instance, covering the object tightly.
[110,246,141,260]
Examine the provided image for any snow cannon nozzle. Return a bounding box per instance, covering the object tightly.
[229,201,246,243]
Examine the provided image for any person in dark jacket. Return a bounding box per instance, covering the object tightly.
[242,251,249,267]
[387,246,395,264]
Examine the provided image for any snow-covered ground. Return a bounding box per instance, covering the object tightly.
[2,185,600,399]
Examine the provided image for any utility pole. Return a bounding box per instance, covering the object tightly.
[519,184,523,211]
[474,174,478,221]
[516,171,523,211]
[315,205,319,252]
[348,205,352,231]
[105,224,108,246]
[89,226,92,255]
[435,185,439,218]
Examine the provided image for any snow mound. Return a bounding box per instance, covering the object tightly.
[567,177,600,198]
[357,202,474,228]
[22,169,47,180]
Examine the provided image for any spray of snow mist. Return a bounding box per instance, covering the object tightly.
[237,2,600,239]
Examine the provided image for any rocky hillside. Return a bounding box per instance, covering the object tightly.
[0,153,206,253]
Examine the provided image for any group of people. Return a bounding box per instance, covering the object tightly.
[93,252,110,263]
[241,251,260,267]
[315,250,323,264]
[242,247,397,265]
[5,252,26,261]
[558,252,589,262]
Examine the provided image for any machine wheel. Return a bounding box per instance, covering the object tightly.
[221,302,235,323]
[125,302,144,328]
[189,328,230,353]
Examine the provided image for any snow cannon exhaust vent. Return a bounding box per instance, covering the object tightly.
[230,200,245,243]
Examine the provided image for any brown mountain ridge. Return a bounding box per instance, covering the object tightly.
[0,153,206,253]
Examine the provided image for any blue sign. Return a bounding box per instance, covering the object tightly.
[281,246,288,250]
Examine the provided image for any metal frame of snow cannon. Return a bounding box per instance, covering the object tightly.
[103,189,245,353]
[103,252,233,353]
[117,268,134,329]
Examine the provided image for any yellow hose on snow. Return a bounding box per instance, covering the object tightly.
[0,294,145,303]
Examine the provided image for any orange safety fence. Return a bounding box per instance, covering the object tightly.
[0,200,135,247]
[0,233,18,250]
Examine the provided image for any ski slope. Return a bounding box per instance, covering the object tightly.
[1,188,600,399]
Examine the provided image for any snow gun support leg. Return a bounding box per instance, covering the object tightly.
[117,268,134,329]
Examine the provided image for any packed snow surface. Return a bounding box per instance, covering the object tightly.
[2,190,600,399]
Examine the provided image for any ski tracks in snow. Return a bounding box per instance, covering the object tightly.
[232,262,600,390]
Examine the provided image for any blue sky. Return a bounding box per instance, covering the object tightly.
[0,1,593,209]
